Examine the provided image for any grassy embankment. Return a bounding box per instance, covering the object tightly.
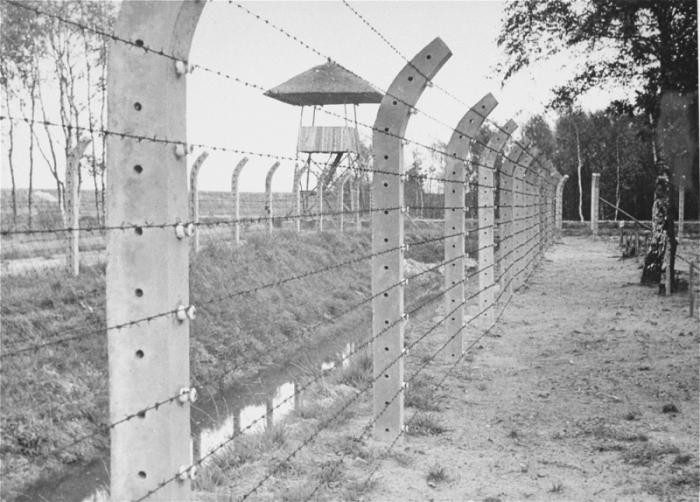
[0,228,445,499]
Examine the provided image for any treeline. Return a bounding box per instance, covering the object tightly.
[523,107,698,222]
[1,1,116,230]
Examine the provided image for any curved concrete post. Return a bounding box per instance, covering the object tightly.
[65,138,92,276]
[372,38,451,442]
[477,119,517,326]
[535,164,549,258]
[523,159,540,276]
[337,171,353,232]
[265,161,281,234]
[188,151,209,253]
[498,142,527,299]
[444,93,497,360]
[555,174,569,233]
[106,2,204,500]
[512,147,537,290]
[293,164,310,233]
[231,157,249,245]
[590,173,600,235]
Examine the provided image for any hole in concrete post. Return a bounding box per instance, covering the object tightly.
[135,288,143,297]
[135,350,144,359]
[134,226,143,235]
[133,102,142,111]
[138,471,147,479]
[134,165,143,174]
[134,39,144,47]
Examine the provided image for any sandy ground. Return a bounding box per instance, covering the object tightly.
[360,236,699,502]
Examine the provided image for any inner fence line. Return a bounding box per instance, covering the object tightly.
[1,229,460,358]
[3,0,556,190]
[598,196,693,265]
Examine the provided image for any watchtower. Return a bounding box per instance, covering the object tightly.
[265,60,382,220]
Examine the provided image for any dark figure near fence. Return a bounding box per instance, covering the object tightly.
[641,166,676,293]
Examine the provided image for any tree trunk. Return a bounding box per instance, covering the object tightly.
[614,135,621,221]
[1,71,18,228]
[27,75,37,230]
[641,169,676,293]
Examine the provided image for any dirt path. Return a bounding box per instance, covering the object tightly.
[363,236,699,502]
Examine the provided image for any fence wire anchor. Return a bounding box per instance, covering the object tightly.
[174,143,188,158]
[176,305,196,323]
[177,465,197,482]
[174,222,188,239]
[178,387,198,405]
[174,60,187,76]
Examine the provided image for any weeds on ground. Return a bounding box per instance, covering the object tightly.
[622,443,680,466]
[339,353,372,389]
[426,463,449,485]
[407,413,447,436]
[405,376,441,411]
[548,482,564,493]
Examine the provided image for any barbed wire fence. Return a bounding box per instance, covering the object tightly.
[0,1,565,501]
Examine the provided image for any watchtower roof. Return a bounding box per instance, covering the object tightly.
[264,61,383,106]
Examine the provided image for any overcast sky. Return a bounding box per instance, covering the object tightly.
[2,0,632,192]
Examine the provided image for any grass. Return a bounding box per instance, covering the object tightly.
[548,482,564,493]
[338,352,372,389]
[622,443,681,466]
[1,228,443,498]
[405,376,441,411]
[426,464,449,485]
[407,413,448,436]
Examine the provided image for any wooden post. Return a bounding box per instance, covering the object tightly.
[372,38,451,442]
[678,175,686,241]
[318,168,327,232]
[478,120,517,325]
[293,164,308,233]
[188,151,209,254]
[354,179,362,232]
[65,138,91,276]
[555,174,569,234]
[231,157,249,246]
[106,2,203,500]
[265,161,281,234]
[590,173,600,236]
[690,262,696,318]
[337,171,352,233]
[444,94,497,359]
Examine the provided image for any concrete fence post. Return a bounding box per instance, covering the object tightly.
[555,174,569,234]
[590,173,600,236]
[188,151,209,253]
[524,162,539,275]
[265,161,281,234]
[499,143,526,298]
[512,149,537,289]
[444,93,497,360]
[65,138,91,276]
[371,37,451,442]
[477,120,517,325]
[106,2,203,500]
[231,157,249,246]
